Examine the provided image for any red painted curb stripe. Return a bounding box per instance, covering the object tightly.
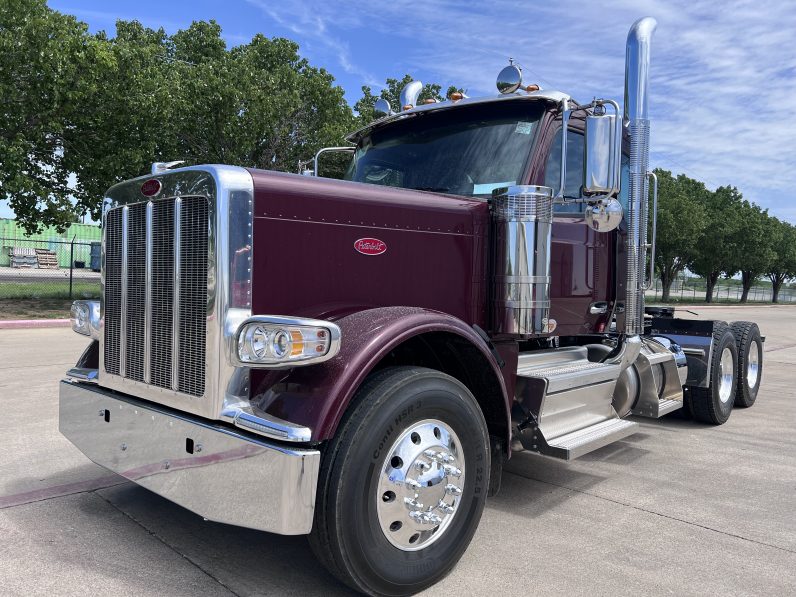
[0,475,128,509]
[0,319,71,329]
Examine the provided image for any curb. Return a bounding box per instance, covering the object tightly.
[0,319,71,330]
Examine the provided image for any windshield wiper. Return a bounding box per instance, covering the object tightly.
[409,186,450,193]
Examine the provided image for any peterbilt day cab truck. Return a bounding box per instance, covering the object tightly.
[60,18,764,596]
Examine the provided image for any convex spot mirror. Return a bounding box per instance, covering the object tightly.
[374,98,392,117]
[586,198,623,232]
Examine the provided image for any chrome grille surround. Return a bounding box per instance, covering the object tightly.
[99,166,254,421]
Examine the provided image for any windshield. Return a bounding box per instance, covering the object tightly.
[346,102,545,197]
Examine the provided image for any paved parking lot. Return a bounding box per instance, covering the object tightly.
[1,305,794,596]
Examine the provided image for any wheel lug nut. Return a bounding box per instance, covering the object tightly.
[437,500,454,514]
[445,483,462,496]
[405,478,421,490]
[443,464,462,477]
[404,497,424,510]
[415,461,431,472]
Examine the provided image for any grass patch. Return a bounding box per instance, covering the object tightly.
[0,281,99,300]
[0,298,77,320]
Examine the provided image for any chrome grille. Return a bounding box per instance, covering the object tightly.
[103,196,208,397]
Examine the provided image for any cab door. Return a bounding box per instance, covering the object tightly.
[541,126,615,336]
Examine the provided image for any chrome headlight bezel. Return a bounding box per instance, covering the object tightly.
[70,300,101,339]
[233,315,341,368]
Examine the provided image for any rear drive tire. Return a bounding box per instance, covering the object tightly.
[730,321,762,408]
[309,366,490,596]
[688,322,737,425]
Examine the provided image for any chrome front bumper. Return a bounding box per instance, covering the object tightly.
[59,380,320,535]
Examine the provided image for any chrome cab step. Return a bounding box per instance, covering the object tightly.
[514,346,636,460]
[522,418,639,460]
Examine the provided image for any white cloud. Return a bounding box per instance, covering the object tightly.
[257,0,796,221]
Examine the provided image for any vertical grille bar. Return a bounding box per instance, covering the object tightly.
[104,209,122,375]
[144,201,153,384]
[150,200,174,389]
[171,198,182,392]
[125,203,146,382]
[119,206,129,379]
[177,196,208,397]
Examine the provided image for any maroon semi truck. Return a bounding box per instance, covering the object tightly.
[61,17,763,596]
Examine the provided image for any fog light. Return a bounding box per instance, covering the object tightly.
[235,316,341,368]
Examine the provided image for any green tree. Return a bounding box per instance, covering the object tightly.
[354,75,463,123]
[766,220,796,303]
[688,186,744,302]
[726,202,779,303]
[0,0,97,232]
[1,4,358,230]
[650,169,707,301]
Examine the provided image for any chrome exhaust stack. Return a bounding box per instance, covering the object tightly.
[623,16,657,335]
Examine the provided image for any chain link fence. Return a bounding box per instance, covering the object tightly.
[646,279,796,303]
[0,237,100,300]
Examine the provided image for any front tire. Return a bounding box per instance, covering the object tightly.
[688,323,738,425]
[310,366,490,596]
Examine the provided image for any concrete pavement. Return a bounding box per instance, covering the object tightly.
[1,307,794,596]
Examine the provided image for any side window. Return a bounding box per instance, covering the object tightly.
[544,129,585,212]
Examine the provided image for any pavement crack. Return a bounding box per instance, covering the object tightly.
[505,470,796,556]
[94,492,243,597]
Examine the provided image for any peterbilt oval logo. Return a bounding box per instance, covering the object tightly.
[141,179,162,197]
[354,238,387,255]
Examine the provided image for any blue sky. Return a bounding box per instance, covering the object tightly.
[3,0,795,223]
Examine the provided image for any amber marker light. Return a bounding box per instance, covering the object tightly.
[524,84,540,92]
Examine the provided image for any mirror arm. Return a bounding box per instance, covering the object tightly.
[556,98,570,201]
[313,146,356,177]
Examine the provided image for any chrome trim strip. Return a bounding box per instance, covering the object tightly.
[120,206,129,379]
[66,367,99,383]
[59,380,319,535]
[144,202,153,384]
[220,404,313,442]
[171,197,182,392]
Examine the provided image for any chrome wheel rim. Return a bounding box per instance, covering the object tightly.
[375,419,465,551]
[747,340,760,389]
[718,346,734,403]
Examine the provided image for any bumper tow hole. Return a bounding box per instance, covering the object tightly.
[186,437,195,454]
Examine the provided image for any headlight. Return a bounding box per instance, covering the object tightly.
[70,300,100,339]
[235,316,341,367]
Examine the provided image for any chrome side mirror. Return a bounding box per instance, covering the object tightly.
[583,100,622,196]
